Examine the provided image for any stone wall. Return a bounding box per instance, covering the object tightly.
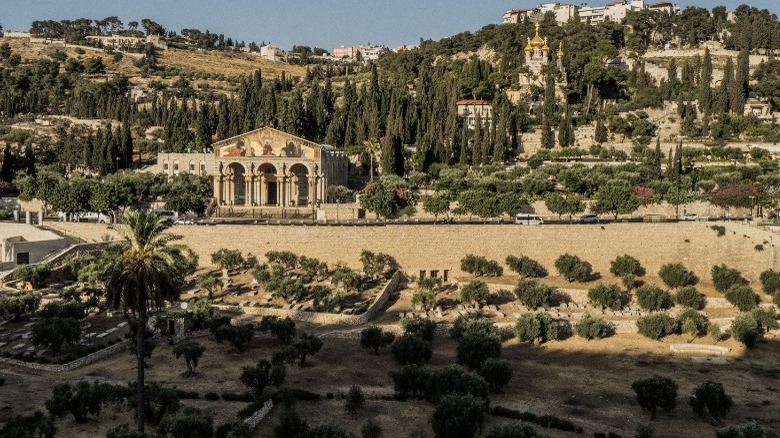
[214,270,402,325]
[242,400,274,429]
[0,340,131,372]
[45,221,777,288]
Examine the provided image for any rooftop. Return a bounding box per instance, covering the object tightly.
[0,224,65,243]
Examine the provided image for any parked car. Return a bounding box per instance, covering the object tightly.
[680,213,700,221]
[174,217,195,225]
[151,208,176,221]
[576,214,599,224]
[514,213,544,225]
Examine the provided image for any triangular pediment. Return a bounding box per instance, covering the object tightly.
[213,127,321,159]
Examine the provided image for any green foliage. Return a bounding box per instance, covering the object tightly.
[725,285,759,312]
[678,308,709,340]
[265,251,298,270]
[636,313,678,340]
[401,317,437,341]
[711,265,748,294]
[423,194,450,221]
[554,254,593,282]
[514,312,558,344]
[460,254,502,277]
[430,394,487,438]
[0,291,41,321]
[450,314,495,339]
[711,225,726,236]
[588,284,623,310]
[240,359,284,398]
[715,421,777,438]
[674,286,704,309]
[360,326,395,354]
[412,289,437,312]
[299,257,328,281]
[689,380,733,422]
[658,263,696,288]
[610,254,643,277]
[274,409,309,438]
[730,314,760,348]
[172,341,205,375]
[213,324,254,353]
[635,423,655,438]
[360,250,395,280]
[210,248,244,271]
[574,315,612,340]
[544,191,584,221]
[45,381,107,423]
[260,316,297,345]
[293,332,323,366]
[460,280,490,306]
[760,269,780,295]
[634,284,668,311]
[344,385,365,418]
[750,306,779,332]
[592,181,640,220]
[359,179,415,219]
[478,358,513,393]
[631,375,678,419]
[0,411,56,438]
[456,332,502,369]
[391,334,432,365]
[331,265,361,293]
[12,263,51,288]
[32,317,81,354]
[513,279,552,310]
[505,255,547,278]
[361,419,382,438]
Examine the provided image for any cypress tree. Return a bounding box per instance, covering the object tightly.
[718,57,733,114]
[698,48,713,114]
[732,49,749,114]
[595,119,608,143]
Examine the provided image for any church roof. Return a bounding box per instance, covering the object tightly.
[525,23,551,52]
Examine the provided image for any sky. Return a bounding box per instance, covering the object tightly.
[2,0,779,51]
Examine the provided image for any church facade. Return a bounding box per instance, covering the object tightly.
[157,127,349,210]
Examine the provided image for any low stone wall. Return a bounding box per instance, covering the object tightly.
[43,242,112,267]
[243,400,274,429]
[214,271,402,326]
[670,344,730,356]
[0,339,131,372]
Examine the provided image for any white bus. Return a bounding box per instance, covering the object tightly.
[514,213,543,225]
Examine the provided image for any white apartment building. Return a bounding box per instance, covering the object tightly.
[503,0,678,25]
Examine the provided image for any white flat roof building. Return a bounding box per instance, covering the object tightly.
[1,224,68,270]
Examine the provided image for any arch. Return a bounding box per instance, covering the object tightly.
[226,162,246,205]
[173,160,179,175]
[188,160,195,173]
[289,163,310,207]
[256,163,278,206]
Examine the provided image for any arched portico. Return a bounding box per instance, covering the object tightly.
[224,163,246,205]
[289,164,310,207]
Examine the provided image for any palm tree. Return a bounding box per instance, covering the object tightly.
[104,210,190,434]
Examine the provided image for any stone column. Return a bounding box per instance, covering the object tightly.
[277,175,285,207]
[214,176,222,205]
[259,174,266,205]
[245,177,252,206]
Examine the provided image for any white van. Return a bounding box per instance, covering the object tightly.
[514,213,544,225]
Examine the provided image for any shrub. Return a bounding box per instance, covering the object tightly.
[390,365,432,399]
[211,248,245,271]
[505,255,547,278]
[710,225,726,236]
[678,308,709,341]
[634,284,668,311]
[456,332,502,369]
[711,265,748,294]
[484,421,542,438]
[204,392,219,401]
[724,285,759,311]
[759,269,780,295]
[426,365,490,403]
[730,314,760,348]
[390,335,432,365]
[715,422,776,438]
[430,394,487,438]
[515,312,558,343]
[689,380,733,422]
[637,313,678,340]
[460,280,490,306]
[401,317,437,341]
[461,254,503,277]
[478,359,514,393]
[658,263,696,288]
[513,279,552,310]
[587,284,623,310]
[674,286,704,309]
[574,315,612,340]
[555,254,593,282]
[750,306,779,332]
[450,315,496,339]
[755,244,764,251]
[610,254,642,277]
[631,375,678,419]
[360,326,395,355]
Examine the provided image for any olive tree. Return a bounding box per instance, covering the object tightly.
[631,375,678,419]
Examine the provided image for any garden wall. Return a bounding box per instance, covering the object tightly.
[0,339,131,372]
[213,270,402,326]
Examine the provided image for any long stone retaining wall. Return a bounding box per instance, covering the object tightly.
[214,270,402,326]
[0,339,131,372]
[243,400,274,429]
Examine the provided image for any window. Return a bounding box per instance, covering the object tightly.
[443,270,450,282]
[419,270,426,279]
[430,270,439,278]
[200,162,206,175]
[16,252,30,265]
[163,161,169,171]
[189,161,195,173]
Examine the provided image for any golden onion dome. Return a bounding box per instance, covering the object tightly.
[557,42,564,58]
[528,23,545,47]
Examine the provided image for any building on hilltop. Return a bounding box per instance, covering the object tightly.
[156,127,349,211]
[518,24,567,101]
[456,100,493,130]
[332,44,388,61]
[85,34,168,51]
[260,44,286,62]
[503,0,678,25]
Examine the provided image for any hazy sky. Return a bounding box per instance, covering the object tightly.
[2,0,779,51]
